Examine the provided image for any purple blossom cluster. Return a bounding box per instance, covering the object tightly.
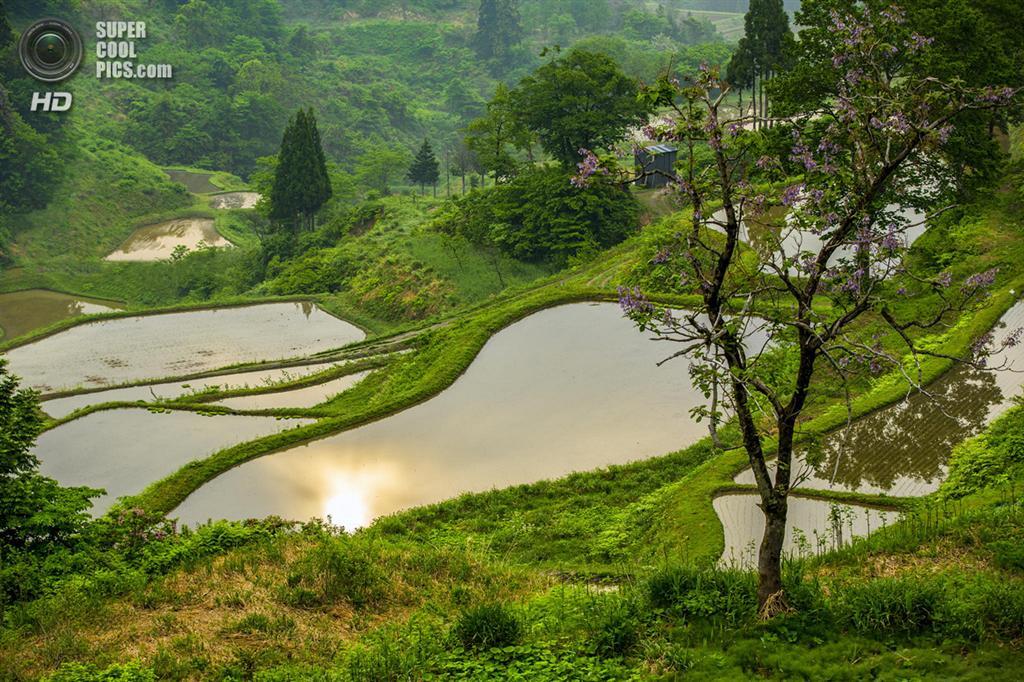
[972,331,995,360]
[908,33,934,52]
[981,86,1016,105]
[789,134,817,171]
[571,148,606,188]
[618,285,654,317]
[781,183,803,207]
[962,267,999,291]
[651,247,672,265]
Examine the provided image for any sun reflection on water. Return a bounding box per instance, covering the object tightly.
[320,463,401,531]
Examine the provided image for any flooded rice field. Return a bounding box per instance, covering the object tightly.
[165,169,219,193]
[33,409,311,515]
[173,303,770,528]
[733,300,1024,497]
[41,361,347,419]
[711,204,925,273]
[3,302,364,392]
[212,371,370,411]
[0,289,121,341]
[209,192,261,209]
[104,218,232,262]
[714,494,894,568]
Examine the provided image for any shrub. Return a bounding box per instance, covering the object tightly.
[431,166,639,264]
[226,612,296,636]
[835,577,942,636]
[44,662,155,681]
[287,538,385,608]
[647,565,757,625]
[589,597,640,657]
[991,539,1024,571]
[452,603,523,650]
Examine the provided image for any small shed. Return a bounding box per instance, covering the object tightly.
[634,144,678,188]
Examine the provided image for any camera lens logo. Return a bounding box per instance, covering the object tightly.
[18,19,83,83]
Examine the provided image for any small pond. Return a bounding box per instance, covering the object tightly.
[165,169,219,194]
[33,409,312,515]
[105,218,231,262]
[209,192,261,209]
[0,289,121,341]
[714,494,895,568]
[173,303,770,528]
[3,302,365,393]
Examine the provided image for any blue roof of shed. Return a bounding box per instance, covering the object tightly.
[645,144,678,154]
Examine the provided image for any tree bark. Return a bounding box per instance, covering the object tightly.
[757,493,788,614]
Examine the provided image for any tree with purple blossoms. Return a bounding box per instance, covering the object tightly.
[595,5,1021,613]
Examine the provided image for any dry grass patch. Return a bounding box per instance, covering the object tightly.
[2,532,551,679]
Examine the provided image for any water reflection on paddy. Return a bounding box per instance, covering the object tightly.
[0,289,121,341]
[104,218,232,262]
[212,371,370,411]
[734,300,1024,496]
[174,303,770,527]
[165,169,218,193]
[41,361,347,419]
[3,302,364,392]
[714,494,894,568]
[209,192,260,209]
[33,409,312,515]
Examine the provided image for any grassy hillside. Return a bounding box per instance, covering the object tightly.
[3,405,1022,680]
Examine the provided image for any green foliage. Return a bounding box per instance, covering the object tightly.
[432,166,639,263]
[355,143,411,196]
[834,577,943,636]
[285,537,385,608]
[942,404,1024,498]
[43,661,155,682]
[407,139,441,194]
[452,603,523,649]
[269,108,332,230]
[511,49,652,166]
[474,0,524,67]
[647,565,758,625]
[0,360,99,605]
[465,83,532,181]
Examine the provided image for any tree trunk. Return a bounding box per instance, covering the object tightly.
[757,494,788,615]
[752,78,758,130]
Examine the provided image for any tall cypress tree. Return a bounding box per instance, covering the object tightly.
[738,0,793,129]
[473,0,523,65]
[407,139,440,196]
[269,108,331,231]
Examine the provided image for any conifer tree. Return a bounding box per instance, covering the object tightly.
[735,0,793,129]
[269,108,331,231]
[407,139,440,196]
[473,0,523,65]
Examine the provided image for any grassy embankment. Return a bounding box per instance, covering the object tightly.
[3,407,1022,680]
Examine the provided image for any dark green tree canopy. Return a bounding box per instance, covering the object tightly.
[474,0,523,63]
[269,108,332,229]
[773,0,1024,195]
[511,49,651,167]
[465,83,532,182]
[407,139,441,192]
[0,360,97,570]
